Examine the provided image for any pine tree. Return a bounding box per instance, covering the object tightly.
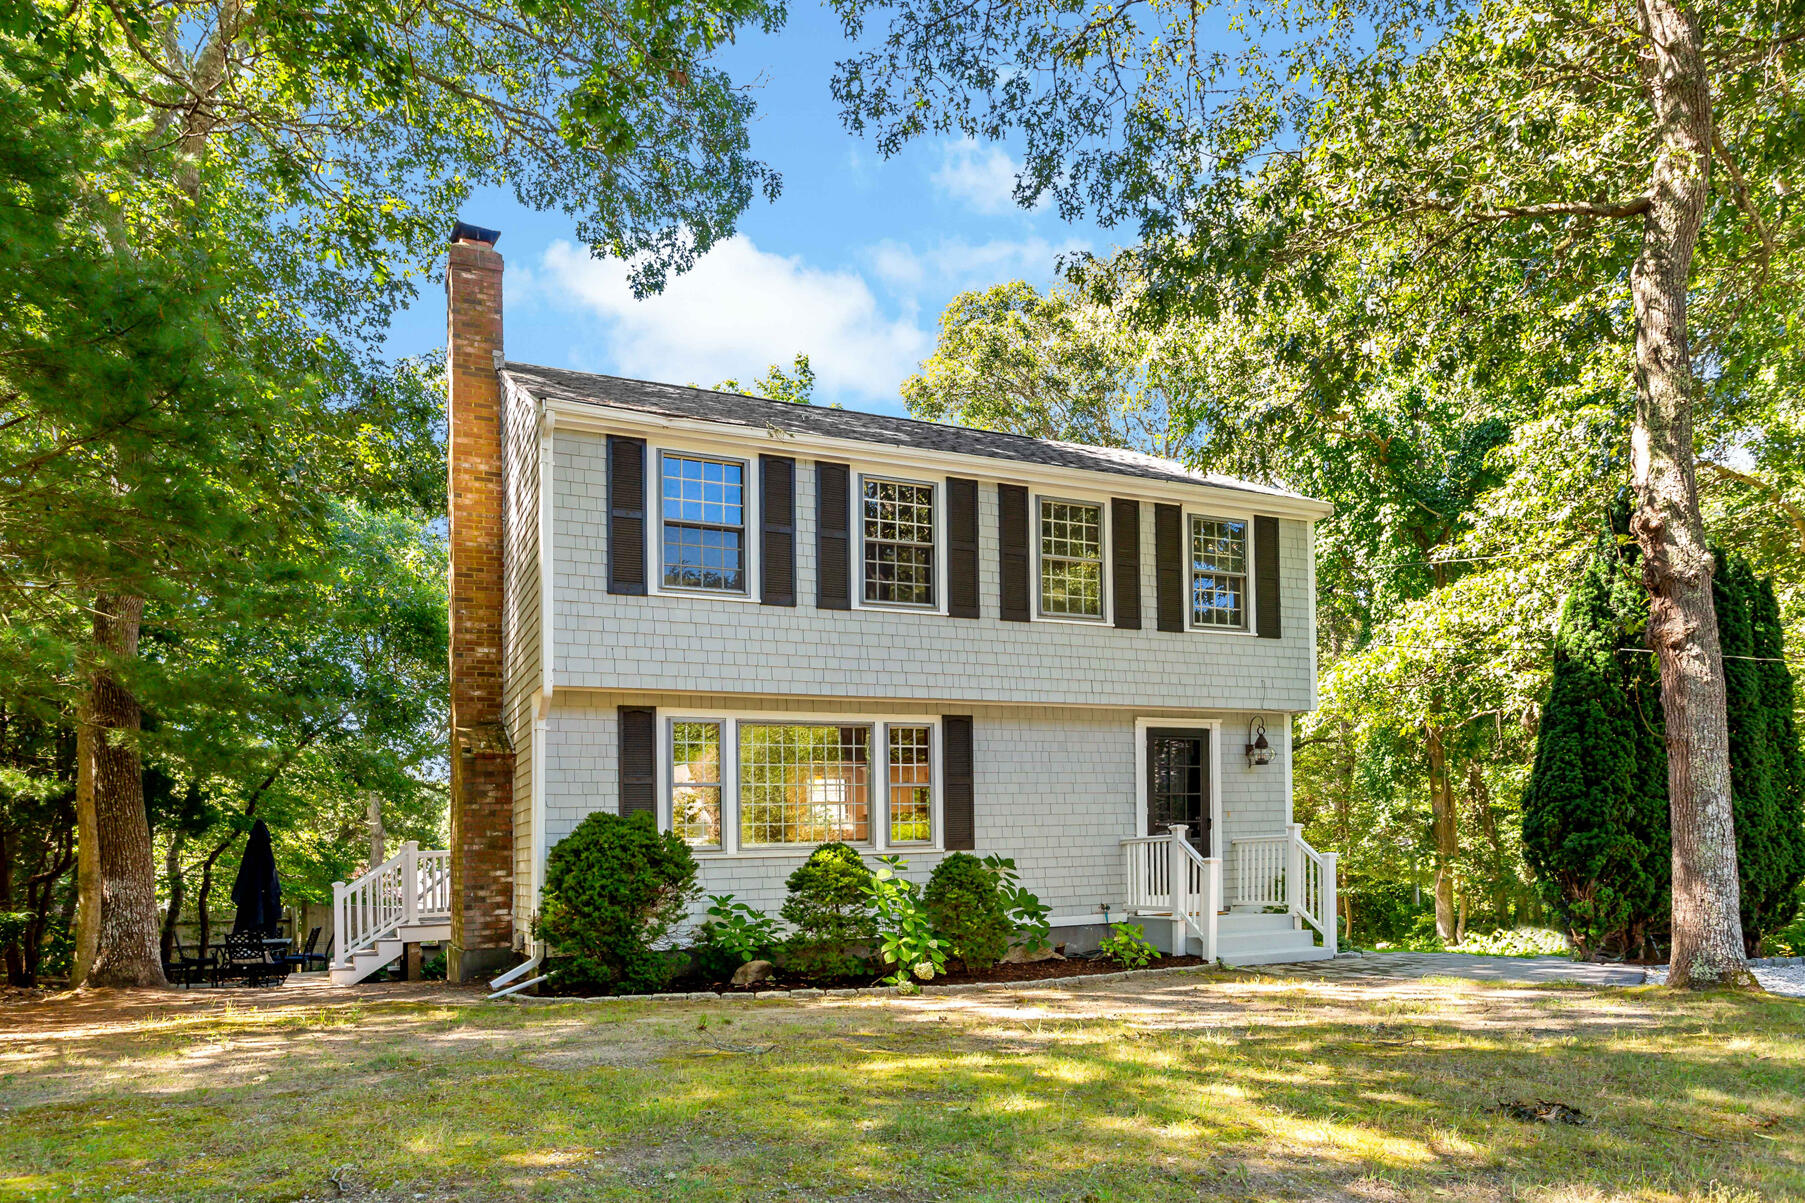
[1715,554,1805,954]
[1522,547,1670,959]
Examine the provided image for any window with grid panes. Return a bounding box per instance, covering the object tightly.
[669,722,723,847]
[886,725,933,843]
[738,724,871,846]
[862,478,935,606]
[1189,516,1248,628]
[660,453,745,592]
[1039,499,1104,618]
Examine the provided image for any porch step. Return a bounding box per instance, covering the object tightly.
[1217,910,1300,934]
[327,921,449,986]
[1215,925,1327,966]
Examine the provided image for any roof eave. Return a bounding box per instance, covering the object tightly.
[518,377,1335,521]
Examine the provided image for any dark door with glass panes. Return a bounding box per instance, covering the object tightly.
[1146,729,1212,855]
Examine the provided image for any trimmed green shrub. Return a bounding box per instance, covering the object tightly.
[1716,553,1805,954]
[535,811,699,994]
[781,842,876,977]
[1522,545,1671,959]
[923,852,1013,969]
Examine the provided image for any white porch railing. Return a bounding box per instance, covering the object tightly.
[1125,823,1337,958]
[331,842,451,969]
[1123,826,1221,960]
[1229,823,1338,953]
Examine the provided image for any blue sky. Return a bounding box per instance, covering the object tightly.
[383,4,1111,417]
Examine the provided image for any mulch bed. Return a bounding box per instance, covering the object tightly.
[541,953,1211,997]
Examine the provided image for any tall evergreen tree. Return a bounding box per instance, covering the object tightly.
[1715,554,1805,954]
[1522,546,1670,959]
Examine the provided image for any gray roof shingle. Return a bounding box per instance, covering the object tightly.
[504,362,1320,506]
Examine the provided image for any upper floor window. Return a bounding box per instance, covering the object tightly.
[1039,499,1105,619]
[661,453,745,593]
[1190,516,1248,629]
[862,477,935,607]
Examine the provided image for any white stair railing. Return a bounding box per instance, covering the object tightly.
[331,842,453,969]
[1230,824,1338,955]
[1123,827,1219,961]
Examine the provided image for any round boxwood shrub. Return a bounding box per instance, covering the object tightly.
[923,852,1012,970]
[781,842,876,978]
[535,811,699,993]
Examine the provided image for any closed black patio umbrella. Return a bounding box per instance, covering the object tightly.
[231,819,283,936]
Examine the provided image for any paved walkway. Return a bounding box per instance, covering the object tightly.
[1261,951,1648,986]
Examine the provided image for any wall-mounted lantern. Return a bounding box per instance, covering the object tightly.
[1245,715,1275,767]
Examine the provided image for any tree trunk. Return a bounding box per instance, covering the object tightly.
[72,595,167,988]
[1628,0,1753,989]
[1467,761,1511,927]
[160,831,186,966]
[1424,727,1459,943]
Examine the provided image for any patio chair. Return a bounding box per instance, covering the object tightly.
[284,926,329,972]
[163,934,215,988]
[217,930,287,987]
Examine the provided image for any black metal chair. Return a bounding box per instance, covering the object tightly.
[216,930,288,987]
[284,926,328,971]
[163,935,215,988]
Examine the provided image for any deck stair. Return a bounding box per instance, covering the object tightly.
[329,842,452,985]
[1123,823,1338,965]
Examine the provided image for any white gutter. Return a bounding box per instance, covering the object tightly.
[488,949,543,996]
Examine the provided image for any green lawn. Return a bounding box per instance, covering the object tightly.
[3,971,1801,1201]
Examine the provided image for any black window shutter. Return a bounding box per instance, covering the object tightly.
[607,436,647,595]
[1155,502,1184,632]
[997,484,1030,622]
[816,461,851,609]
[760,455,796,606]
[1111,498,1141,630]
[1254,514,1282,639]
[618,706,656,819]
[942,715,974,851]
[947,476,980,619]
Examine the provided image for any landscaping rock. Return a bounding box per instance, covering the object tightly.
[731,960,776,987]
[1001,943,1065,965]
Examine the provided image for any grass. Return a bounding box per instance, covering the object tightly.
[2,971,1802,1201]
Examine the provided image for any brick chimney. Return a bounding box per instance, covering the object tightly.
[445,222,515,981]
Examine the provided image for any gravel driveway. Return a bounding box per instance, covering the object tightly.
[1643,957,1805,995]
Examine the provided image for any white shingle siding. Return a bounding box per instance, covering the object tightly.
[551,429,1313,710]
[542,692,1291,924]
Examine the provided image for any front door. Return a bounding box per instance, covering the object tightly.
[1146,728,1212,855]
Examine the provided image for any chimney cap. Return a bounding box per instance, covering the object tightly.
[451,220,501,247]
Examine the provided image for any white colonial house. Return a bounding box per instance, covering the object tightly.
[328,225,1340,986]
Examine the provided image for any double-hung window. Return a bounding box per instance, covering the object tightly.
[1039,499,1105,619]
[660,453,746,593]
[1189,516,1248,629]
[862,477,935,606]
[666,718,936,852]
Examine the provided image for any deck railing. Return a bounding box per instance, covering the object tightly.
[331,842,452,969]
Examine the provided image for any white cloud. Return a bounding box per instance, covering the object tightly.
[930,139,1028,216]
[865,235,1093,297]
[539,237,928,401]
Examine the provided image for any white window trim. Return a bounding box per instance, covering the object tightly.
[1032,492,1112,625]
[853,469,948,615]
[1183,507,1258,636]
[648,442,760,603]
[1133,717,1225,855]
[656,708,944,858]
